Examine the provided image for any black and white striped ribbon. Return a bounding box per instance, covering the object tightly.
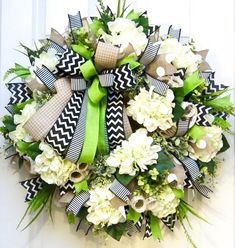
[66,190,90,216]
[109,179,132,202]
[68,11,83,42]
[44,39,66,54]
[139,40,160,65]
[168,25,181,41]
[147,74,169,96]
[175,119,190,137]
[34,66,57,90]
[20,177,43,202]
[71,78,87,91]
[65,90,88,163]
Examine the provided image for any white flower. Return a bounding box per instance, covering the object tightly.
[127,87,175,132]
[33,142,77,186]
[159,38,199,75]
[106,129,161,175]
[8,124,33,143]
[146,186,179,218]
[100,18,148,56]
[189,125,223,162]
[86,184,125,227]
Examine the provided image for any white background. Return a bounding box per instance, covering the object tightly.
[0,0,234,247]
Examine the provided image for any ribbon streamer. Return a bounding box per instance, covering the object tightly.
[44,39,66,54]
[195,103,212,126]
[109,179,132,202]
[59,180,75,196]
[168,25,181,41]
[66,190,90,216]
[139,40,160,66]
[143,216,152,239]
[175,119,190,137]
[146,74,169,96]
[20,177,43,202]
[68,11,83,42]
[161,213,177,231]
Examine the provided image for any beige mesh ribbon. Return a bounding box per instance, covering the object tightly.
[24,78,72,140]
[196,50,211,71]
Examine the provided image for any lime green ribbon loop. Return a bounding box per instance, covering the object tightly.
[80,60,97,80]
[79,78,108,164]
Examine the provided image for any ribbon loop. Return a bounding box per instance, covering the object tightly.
[98,73,115,87]
[109,179,132,202]
[71,78,87,91]
[167,25,181,41]
[44,39,66,54]
[139,40,160,66]
[146,74,169,96]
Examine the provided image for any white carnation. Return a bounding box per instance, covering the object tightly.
[86,184,125,227]
[100,18,148,56]
[159,38,199,75]
[146,186,179,218]
[189,125,223,162]
[127,87,175,132]
[106,129,161,175]
[34,143,77,186]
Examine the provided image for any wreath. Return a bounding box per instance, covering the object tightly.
[1,0,234,246]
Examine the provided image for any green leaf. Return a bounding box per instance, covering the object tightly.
[172,102,185,122]
[213,116,231,131]
[126,207,141,224]
[115,173,136,186]
[126,10,141,20]
[198,160,216,174]
[89,18,105,37]
[12,99,33,114]
[188,125,206,143]
[4,63,30,81]
[155,151,175,173]
[67,212,75,224]
[2,115,16,132]
[183,71,204,96]
[219,134,230,153]
[77,206,88,219]
[172,188,184,199]
[16,141,41,160]
[205,95,234,113]
[105,222,127,241]
[173,87,184,104]
[74,180,89,194]
[149,213,163,241]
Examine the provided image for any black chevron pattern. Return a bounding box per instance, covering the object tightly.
[174,68,186,80]
[20,177,43,202]
[195,104,212,126]
[106,90,125,150]
[215,112,228,120]
[56,49,86,76]
[104,64,136,92]
[161,213,177,231]
[201,71,228,94]
[45,91,85,154]
[59,180,75,196]
[6,83,31,113]
[135,214,144,232]
[184,171,194,189]
[143,216,152,239]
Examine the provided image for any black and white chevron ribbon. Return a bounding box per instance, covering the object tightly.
[201,71,228,94]
[214,112,228,120]
[147,74,169,96]
[106,90,125,150]
[6,82,31,113]
[59,180,75,196]
[56,49,86,76]
[109,179,131,202]
[168,25,181,41]
[175,119,190,137]
[65,90,88,163]
[35,66,57,90]
[161,213,177,231]
[66,190,90,216]
[135,214,144,231]
[183,171,194,189]
[174,68,186,80]
[44,39,66,54]
[20,177,43,202]
[45,91,85,154]
[195,104,212,126]
[143,216,152,239]
[139,40,160,65]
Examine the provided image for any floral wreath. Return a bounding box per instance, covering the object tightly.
[1,0,234,247]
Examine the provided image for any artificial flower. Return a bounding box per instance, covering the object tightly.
[188,125,223,162]
[107,128,161,175]
[100,17,148,56]
[127,87,175,132]
[130,195,147,213]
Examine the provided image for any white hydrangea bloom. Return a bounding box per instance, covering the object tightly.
[127,87,175,132]
[106,129,161,175]
[100,18,148,56]
[189,125,223,162]
[34,142,77,186]
[86,184,125,227]
[146,186,179,218]
[8,102,38,143]
[159,38,199,75]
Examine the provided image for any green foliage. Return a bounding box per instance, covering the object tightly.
[12,99,33,114]
[74,180,89,194]
[155,151,175,173]
[16,141,41,160]
[172,102,185,122]
[219,134,230,153]
[126,207,141,224]
[205,95,234,114]
[67,212,75,224]
[173,87,184,104]
[188,125,206,143]
[89,18,106,37]
[172,188,184,199]
[198,160,216,175]
[105,222,127,241]
[77,206,88,219]
[115,173,136,186]
[149,213,163,241]
[18,183,56,231]
[4,63,30,82]
[1,115,16,132]
[213,116,232,133]
[183,71,204,96]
